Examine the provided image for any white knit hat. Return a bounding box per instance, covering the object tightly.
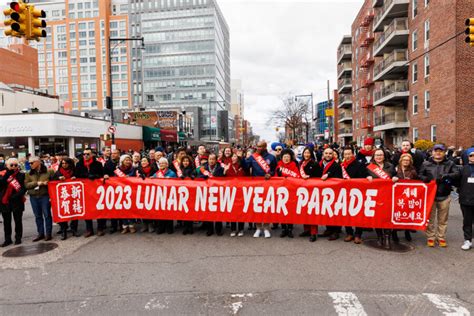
[119,154,131,166]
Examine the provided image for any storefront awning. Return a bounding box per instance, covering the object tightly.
[178,131,186,141]
[160,129,177,142]
[143,126,161,142]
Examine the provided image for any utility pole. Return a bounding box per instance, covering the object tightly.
[327,80,333,144]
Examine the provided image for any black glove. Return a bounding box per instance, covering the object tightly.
[191,175,195,180]
[423,175,432,183]
[141,174,146,180]
[180,176,185,180]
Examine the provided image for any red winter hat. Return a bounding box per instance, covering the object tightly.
[364,137,375,146]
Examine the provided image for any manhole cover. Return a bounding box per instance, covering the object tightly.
[364,238,414,253]
[2,243,58,258]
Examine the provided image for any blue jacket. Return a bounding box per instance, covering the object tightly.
[242,151,277,177]
[152,168,177,178]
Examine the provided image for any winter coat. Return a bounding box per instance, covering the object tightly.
[366,162,396,178]
[396,166,418,180]
[25,164,55,197]
[455,164,474,206]
[241,151,277,177]
[419,157,458,201]
[0,169,26,211]
[74,158,104,180]
[319,159,343,178]
[300,159,322,178]
[180,165,196,179]
[392,150,424,173]
[104,159,119,177]
[197,163,224,178]
[343,160,368,179]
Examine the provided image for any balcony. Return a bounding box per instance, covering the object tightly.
[338,93,353,108]
[373,0,383,7]
[374,110,409,131]
[373,49,408,81]
[337,77,352,94]
[373,0,409,32]
[360,10,375,27]
[338,111,353,123]
[337,44,352,64]
[373,18,409,56]
[338,127,353,137]
[337,61,352,79]
[374,80,409,106]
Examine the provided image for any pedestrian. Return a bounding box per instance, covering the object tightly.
[52,157,79,240]
[152,157,177,234]
[25,156,55,242]
[299,146,322,242]
[366,148,396,248]
[341,146,369,244]
[454,147,474,250]
[419,144,459,247]
[74,148,104,237]
[319,147,343,240]
[0,158,26,246]
[276,148,301,238]
[241,141,277,238]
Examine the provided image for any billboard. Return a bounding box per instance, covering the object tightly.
[124,110,178,131]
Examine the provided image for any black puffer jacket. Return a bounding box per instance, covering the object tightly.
[419,157,458,201]
[455,164,474,206]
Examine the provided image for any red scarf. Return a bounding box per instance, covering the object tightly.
[226,163,243,177]
[83,158,93,171]
[359,149,374,157]
[141,166,152,177]
[59,168,74,179]
[2,170,21,205]
[319,159,335,175]
[277,160,301,178]
[341,158,355,180]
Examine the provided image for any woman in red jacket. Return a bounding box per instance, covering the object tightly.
[224,152,246,237]
[277,149,301,238]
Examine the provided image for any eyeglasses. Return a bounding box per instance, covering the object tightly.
[469,154,474,157]
[83,153,90,156]
[9,164,18,167]
[276,148,282,151]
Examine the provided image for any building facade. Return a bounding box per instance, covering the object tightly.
[336,35,353,146]
[0,44,40,89]
[344,0,473,148]
[128,0,231,142]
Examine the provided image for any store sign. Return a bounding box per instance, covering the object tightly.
[124,111,178,131]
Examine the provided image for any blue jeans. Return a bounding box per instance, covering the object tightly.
[30,196,52,236]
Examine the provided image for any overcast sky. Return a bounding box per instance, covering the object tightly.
[217,0,363,142]
[1,0,363,142]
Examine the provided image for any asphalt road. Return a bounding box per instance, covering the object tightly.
[0,197,472,315]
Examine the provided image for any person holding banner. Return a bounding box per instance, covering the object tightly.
[52,158,79,240]
[419,144,458,247]
[0,158,26,247]
[356,137,375,165]
[341,146,369,244]
[220,147,233,167]
[223,152,246,237]
[25,156,56,242]
[180,155,196,235]
[276,149,301,238]
[366,149,397,248]
[299,146,322,242]
[137,157,157,233]
[319,147,343,241]
[241,141,277,238]
[103,149,121,234]
[152,157,177,234]
[75,148,105,237]
[197,153,225,236]
[170,148,187,178]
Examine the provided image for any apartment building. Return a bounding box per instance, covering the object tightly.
[336,35,353,146]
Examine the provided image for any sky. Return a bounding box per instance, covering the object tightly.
[0,0,364,142]
[217,0,363,142]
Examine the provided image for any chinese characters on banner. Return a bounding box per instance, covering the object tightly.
[55,182,86,219]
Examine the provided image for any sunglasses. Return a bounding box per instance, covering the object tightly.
[469,154,474,157]
[276,148,282,151]
[9,164,18,167]
[83,153,91,156]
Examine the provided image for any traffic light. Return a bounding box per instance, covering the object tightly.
[28,5,47,40]
[3,2,28,37]
[465,18,474,47]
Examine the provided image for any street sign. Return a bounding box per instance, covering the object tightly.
[108,125,116,134]
[325,109,334,117]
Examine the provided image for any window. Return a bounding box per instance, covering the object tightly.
[413,95,418,114]
[425,91,430,111]
[412,30,418,51]
[424,54,430,77]
[424,20,430,43]
[431,125,437,142]
[412,0,418,18]
[413,128,419,143]
[412,62,418,83]
[425,0,429,6]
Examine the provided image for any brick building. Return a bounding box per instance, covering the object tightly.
[0,44,39,89]
[336,35,354,146]
[340,0,474,149]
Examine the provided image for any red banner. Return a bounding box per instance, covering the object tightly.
[48,177,437,230]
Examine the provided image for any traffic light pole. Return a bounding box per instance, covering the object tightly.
[107,36,144,147]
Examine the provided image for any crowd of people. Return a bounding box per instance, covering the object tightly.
[0,138,473,251]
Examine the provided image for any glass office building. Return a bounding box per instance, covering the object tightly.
[128,0,231,140]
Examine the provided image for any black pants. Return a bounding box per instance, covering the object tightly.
[281,224,293,231]
[59,220,78,232]
[183,221,194,232]
[231,222,244,232]
[85,219,106,233]
[461,204,474,241]
[206,221,222,234]
[326,226,342,233]
[346,226,363,238]
[157,220,174,233]
[2,207,23,242]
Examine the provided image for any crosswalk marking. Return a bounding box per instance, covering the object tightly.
[422,293,471,316]
[328,292,368,316]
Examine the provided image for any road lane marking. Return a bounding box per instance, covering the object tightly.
[422,293,470,316]
[328,292,368,316]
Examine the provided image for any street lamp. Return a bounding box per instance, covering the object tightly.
[107,36,145,146]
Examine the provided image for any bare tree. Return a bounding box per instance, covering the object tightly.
[268,94,311,143]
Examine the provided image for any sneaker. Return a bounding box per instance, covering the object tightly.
[427,239,435,247]
[230,232,237,237]
[129,226,137,234]
[237,231,244,237]
[438,239,447,247]
[461,240,472,251]
[253,229,261,238]
[264,230,271,238]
